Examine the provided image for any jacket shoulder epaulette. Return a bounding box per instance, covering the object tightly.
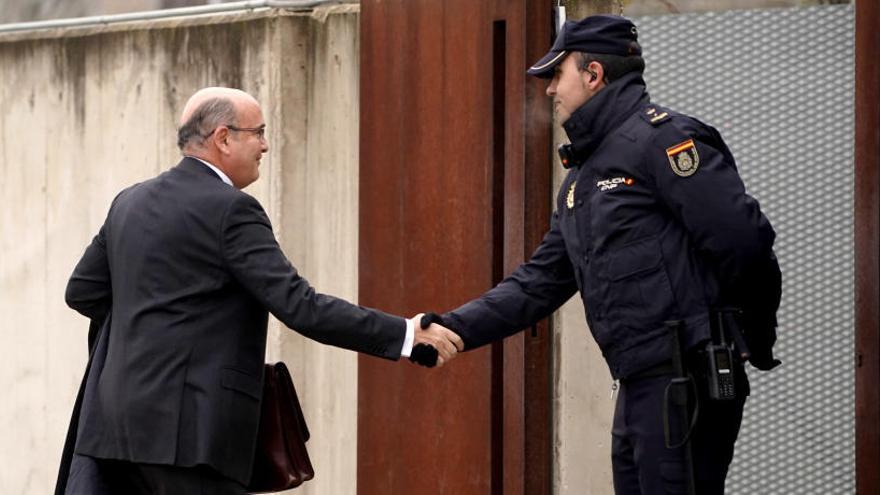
[639,105,671,126]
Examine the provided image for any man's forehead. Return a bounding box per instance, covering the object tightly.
[238,103,265,123]
[179,87,260,124]
[556,54,576,71]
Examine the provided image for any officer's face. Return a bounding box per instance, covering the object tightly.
[546,54,603,123]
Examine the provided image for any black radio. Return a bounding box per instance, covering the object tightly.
[558,144,583,169]
[706,311,737,401]
[706,342,736,400]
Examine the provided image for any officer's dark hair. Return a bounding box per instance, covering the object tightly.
[577,52,645,84]
[177,97,238,151]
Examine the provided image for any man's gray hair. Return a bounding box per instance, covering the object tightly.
[177,97,238,151]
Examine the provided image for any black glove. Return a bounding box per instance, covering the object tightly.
[408,313,445,368]
[740,312,782,371]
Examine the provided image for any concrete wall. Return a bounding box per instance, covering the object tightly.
[0,6,360,494]
[0,0,165,24]
[0,0,845,25]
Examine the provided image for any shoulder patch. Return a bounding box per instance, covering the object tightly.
[665,139,700,177]
[641,106,670,126]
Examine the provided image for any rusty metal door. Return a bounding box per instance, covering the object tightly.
[855,1,880,493]
[358,1,553,494]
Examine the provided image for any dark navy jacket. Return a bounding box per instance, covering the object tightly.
[443,72,778,379]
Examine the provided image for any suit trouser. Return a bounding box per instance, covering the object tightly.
[93,458,246,495]
[611,372,746,495]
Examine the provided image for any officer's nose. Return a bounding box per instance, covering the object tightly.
[546,80,557,97]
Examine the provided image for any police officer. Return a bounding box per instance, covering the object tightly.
[423,15,781,495]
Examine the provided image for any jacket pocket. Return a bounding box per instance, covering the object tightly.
[220,367,262,401]
[601,238,675,325]
[605,237,663,281]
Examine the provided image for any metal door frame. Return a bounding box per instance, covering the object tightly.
[854,1,879,493]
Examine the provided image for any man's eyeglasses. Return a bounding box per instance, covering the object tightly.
[226,124,266,139]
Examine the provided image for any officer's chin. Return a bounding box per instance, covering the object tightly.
[554,106,571,124]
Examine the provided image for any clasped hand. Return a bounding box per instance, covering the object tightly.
[406,313,464,368]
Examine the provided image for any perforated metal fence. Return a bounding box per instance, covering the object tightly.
[633,5,855,494]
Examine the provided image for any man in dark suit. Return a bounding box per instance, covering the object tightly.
[63,87,463,494]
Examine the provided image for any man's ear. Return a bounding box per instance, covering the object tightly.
[587,61,605,88]
[579,61,598,88]
[212,127,231,155]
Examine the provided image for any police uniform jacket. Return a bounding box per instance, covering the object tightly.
[443,72,778,379]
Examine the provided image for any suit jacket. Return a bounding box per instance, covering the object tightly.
[55,316,111,495]
[63,157,405,485]
[56,317,113,495]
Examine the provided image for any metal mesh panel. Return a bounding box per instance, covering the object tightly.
[632,6,854,494]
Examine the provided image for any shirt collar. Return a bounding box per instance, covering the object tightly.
[562,72,650,162]
[186,156,234,187]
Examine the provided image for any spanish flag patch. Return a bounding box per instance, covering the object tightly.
[666,139,700,177]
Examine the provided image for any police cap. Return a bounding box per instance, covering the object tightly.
[527,15,641,79]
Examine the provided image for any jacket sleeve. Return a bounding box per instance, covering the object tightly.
[442,211,578,350]
[644,119,778,306]
[645,119,782,368]
[65,223,112,322]
[220,193,406,360]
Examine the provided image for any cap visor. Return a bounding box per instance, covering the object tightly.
[527,50,566,78]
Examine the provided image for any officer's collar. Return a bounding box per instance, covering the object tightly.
[562,71,650,163]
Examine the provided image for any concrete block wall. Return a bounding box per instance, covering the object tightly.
[0,0,163,24]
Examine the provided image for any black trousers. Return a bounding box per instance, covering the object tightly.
[611,371,747,495]
[93,458,246,495]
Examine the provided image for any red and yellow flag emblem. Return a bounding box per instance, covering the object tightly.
[665,139,700,177]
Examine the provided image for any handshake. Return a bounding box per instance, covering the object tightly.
[406,313,464,368]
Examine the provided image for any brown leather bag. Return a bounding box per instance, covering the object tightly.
[247,362,315,493]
